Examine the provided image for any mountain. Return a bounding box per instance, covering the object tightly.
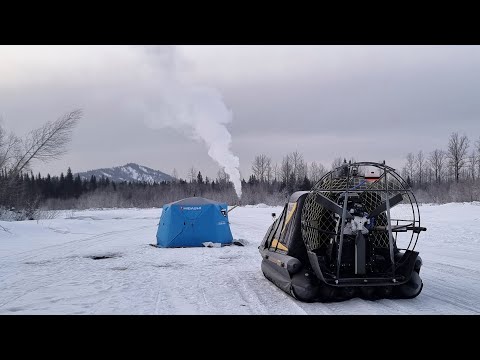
[76,163,174,183]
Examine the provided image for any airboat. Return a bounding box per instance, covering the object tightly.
[259,161,426,302]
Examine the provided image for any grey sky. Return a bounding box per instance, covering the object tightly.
[1,45,479,180]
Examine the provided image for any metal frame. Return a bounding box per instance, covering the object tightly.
[303,161,423,284]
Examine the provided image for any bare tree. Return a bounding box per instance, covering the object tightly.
[188,166,197,183]
[171,168,178,181]
[415,150,425,186]
[281,154,292,184]
[217,168,229,184]
[468,151,477,181]
[0,125,20,170]
[319,162,326,179]
[297,160,308,182]
[426,166,433,184]
[405,152,415,183]
[266,161,273,183]
[401,166,408,182]
[428,149,446,184]
[331,157,343,170]
[251,154,271,183]
[446,162,455,183]
[265,156,272,183]
[1,124,20,210]
[9,110,81,177]
[447,132,469,183]
[477,137,480,180]
[290,151,304,181]
[309,161,319,182]
[309,161,326,183]
[1,110,81,218]
[272,162,279,182]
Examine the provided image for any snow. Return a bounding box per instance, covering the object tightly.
[120,165,156,183]
[142,175,154,183]
[78,164,172,184]
[0,203,479,314]
[123,166,140,180]
[244,203,270,208]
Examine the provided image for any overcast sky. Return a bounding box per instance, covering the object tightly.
[1,45,479,180]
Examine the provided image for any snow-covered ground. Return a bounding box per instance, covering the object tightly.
[0,203,479,314]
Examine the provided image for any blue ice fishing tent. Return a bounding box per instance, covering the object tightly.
[156,197,234,247]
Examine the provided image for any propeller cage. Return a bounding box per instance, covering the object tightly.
[301,162,423,282]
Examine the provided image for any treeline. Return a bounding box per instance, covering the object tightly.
[3,137,479,217]
[244,132,480,205]
[241,151,329,205]
[0,167,242,212]
[400,132,480,203]
[0,151,324,213]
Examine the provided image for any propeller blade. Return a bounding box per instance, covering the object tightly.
[374,224,427,233]
[315,193,353,219]
[355,232,366,275]
[368,193,404,218]
[374,225,408,232]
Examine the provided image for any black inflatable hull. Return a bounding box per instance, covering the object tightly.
[260,256,423,302]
